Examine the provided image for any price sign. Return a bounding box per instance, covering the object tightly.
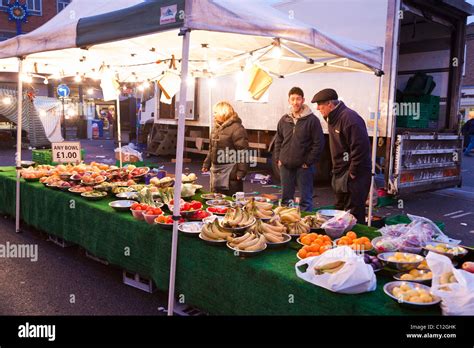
[52,142,81,164]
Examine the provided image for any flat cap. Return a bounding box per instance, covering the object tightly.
[311,88,338,103]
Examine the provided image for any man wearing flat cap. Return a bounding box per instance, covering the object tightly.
[312,88,371,224]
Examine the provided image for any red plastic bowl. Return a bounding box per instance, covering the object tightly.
[131,209,145,221]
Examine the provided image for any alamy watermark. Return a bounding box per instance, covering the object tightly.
[381,101,421,119]
[217,148,258,168]
[0,242,38,262]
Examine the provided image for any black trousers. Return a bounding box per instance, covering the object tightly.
[334,170,371,224]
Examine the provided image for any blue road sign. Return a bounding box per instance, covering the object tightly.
[57,84,70,98]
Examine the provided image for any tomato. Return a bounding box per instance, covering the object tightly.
[191,201,202,210]
[131,203,139,210]
[182,203,192,212]
[170,199,175,204]
[153,208,163,215]
[166,216,173,224]
[208,207,217,213]
[156,215,166,223]
[218,207,227,214]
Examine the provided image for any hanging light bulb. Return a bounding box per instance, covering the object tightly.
[43,78,49,85]
[74,74,82,83]
[143,80,150,89]
[235,69,244,82]
[21,74,32,83]
[208,77,216,88]
[2,97,12,105]
[209,59,218,71]
[87,88,94,95]
[138,84,145,92]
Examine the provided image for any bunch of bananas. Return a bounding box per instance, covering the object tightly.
[274,207,301,224]
[228,232,267,252]
[286,220,311,235]
[314,261,346,275]
[303,215,326,229]
[249,220,289,243]
[222,206,255,228]
[244,200,274,219]
[200,220,233,241]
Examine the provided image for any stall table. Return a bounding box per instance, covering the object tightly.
[0,167,441,315]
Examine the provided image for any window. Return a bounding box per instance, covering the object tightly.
[0,0,42,16]
[26,0,41,15]
[57,0,70,13]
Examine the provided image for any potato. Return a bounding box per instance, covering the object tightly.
[408,296,422,303]
[401,283,411,291]
[401,274,414,281]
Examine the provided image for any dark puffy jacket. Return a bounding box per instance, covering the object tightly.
[326,102,371,176]
[203,115,249,180]
[274,105,325,169]
[462,119,474,136]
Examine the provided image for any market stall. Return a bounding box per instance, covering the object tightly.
[0,166,450,315]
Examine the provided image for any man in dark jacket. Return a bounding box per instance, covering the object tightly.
[274,87,325,211]
[312,88,371,224]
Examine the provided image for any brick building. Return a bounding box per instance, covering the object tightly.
[461,22,474,121]
[0,0,71,41]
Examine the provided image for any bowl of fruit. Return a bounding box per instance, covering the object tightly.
[130,203,151,221]
[362,253,383,272]
[206,206,229,216]
[394,269,433,284]
[81,191,107,201]
[155,215,185,230]
[130,167,150,179]
[333,232,373,253]
[422,241,468,260]
[187,209,211,221]
[371,236,399,253]
[383,281,440,308]
[142,207,164,225]
[377,252,424,271]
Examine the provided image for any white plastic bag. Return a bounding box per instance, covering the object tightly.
[295,246,376,294]
[407,214,461,245]
[427,252,474,315]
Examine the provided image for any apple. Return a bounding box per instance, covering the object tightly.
[462,262,474,273]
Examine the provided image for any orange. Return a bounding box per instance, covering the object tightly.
[297,249,307,259]
[302,245,311,251]
[300,233,308,239]
[360,237,370,243]
[320,245,332,253]
[322,235,331,242]
[352,238,361,244]
[301,236,312,245]
[309,234,318,242]
[337,239,348,246]
[307,252,320,257]
[346,231,357,240]
[364,241,372,250]
[323,240,332,246]
[344,237,353,245]
[309,244,321,252]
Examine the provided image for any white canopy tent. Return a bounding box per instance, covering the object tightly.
[0,0,383,315]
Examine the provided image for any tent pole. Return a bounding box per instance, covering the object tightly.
[15,57,24,233]
[368,72,383,227]
[167,28,191,316]
[116,96,122,168]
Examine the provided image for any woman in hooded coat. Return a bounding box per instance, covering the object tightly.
[202,101,249,195]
